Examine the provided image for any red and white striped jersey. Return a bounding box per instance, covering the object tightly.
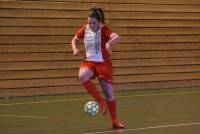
[76,24,112,62]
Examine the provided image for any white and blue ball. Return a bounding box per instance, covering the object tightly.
[84,101,99,116]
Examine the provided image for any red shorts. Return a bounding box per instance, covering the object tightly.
[80,60,113,83]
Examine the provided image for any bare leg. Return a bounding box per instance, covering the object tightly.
[79,68,94,83]
[99,79,115,101]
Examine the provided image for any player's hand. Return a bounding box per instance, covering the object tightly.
[106,43,112,55]
[72,48,80,56]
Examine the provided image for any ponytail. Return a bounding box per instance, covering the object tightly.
[88,7,105,24]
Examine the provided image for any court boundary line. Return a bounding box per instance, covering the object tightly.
[0,90,200,106]
[0,114,48,119]
[82,122,200,134]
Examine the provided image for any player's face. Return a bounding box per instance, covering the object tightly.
[87,17,100,32]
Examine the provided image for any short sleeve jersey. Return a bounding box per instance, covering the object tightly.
[76,24,112,62]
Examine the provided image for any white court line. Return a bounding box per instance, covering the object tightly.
[0,90,200,106]
[82,122,200,134]
[0,114,48,119]
[0,97,92,106]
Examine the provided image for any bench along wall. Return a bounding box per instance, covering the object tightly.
[0,0,200,97]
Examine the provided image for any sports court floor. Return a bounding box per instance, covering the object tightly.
[0,87,200,134]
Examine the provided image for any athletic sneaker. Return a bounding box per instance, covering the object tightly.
[112,120,125,129]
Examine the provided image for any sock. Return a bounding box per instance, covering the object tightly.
[107,100,117,123]
[83,80,104,103]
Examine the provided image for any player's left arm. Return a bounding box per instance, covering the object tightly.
[106,33,122,55]
[107,33,122,46]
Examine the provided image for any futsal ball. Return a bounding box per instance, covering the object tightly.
[84,101,99,116]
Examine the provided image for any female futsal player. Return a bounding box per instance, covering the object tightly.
[71,7,125,129]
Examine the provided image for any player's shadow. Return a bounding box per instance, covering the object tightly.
[103,128,126,134]
[109,130,125,134]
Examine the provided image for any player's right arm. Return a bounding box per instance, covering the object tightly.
[71,35,80,56]
[71,25,85,56]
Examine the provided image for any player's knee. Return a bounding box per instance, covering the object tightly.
[105,94,115,101]
[79,69,93,83]
[79,73,90,83]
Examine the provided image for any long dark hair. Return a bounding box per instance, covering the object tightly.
[88,7,105,24]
